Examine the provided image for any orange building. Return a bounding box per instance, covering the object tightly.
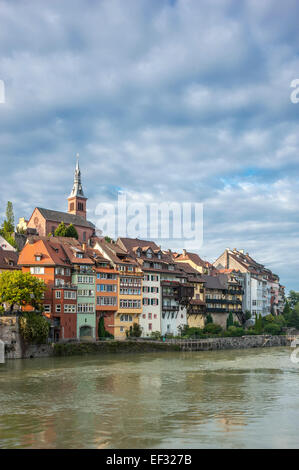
[89,249,119,338]
[18,237,77,341]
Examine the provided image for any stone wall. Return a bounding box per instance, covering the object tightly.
[178,334,289,351]
[0,316,53,360]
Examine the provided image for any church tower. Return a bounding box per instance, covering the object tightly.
[67,154,87,220]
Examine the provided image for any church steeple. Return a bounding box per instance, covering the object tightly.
[67,154,87,220]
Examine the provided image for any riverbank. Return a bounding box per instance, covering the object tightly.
[2,334,295,360]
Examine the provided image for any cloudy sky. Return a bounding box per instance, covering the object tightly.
[0,0,299,290]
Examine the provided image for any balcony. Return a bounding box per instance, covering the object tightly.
[206,307,228,313]
[162,305,179,312]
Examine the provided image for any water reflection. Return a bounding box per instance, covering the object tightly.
[0,348,298,448]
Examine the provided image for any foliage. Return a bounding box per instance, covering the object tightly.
[0,201,17,249]
[283,300,291,317]
[150,331,162,340]
[54,222,67,237]
[183,327,204,338]
[245,310,251,321]
[226,312,234,329]
[98,316,106,338]
[104,236,114,244]
[126,322,142,338]
[65,224,78,239]
[224,326,245,337]
[19,312,50,344]
[0,271,46,312]
[203,323,223,335]
[255,314,263,334]
[263,323,282,335]
[286,305,299,329]
[97,316,114,339]
[288,291,299,310]
[206,313,213,324]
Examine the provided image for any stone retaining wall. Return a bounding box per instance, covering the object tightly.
[0,315,295,360]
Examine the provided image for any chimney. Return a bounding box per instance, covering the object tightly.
[183,249,187,257]
[240,249,244,254]
[226,249,229,268]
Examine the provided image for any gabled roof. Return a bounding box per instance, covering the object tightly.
[34,207,95,229]
[174,251,206,267]
[0,247,20,270]
[117,237,160,252]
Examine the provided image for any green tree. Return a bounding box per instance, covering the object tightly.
[283,299,291,318]
[126,322,142,338]
[0,201,17,249]
[206,313,213,324]
[19,312,50,344]
[287,304,299,329]
[226,312,234,329]
[54,222,67,237]
[203,323,223,335]
[288,291,299,309]
[0,271,46,313]
[65,224,79,239]
[98,316,106,339]
[104,236,113,244]
[255,314,263,334]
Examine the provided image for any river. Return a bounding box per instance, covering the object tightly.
[0,347,298,449]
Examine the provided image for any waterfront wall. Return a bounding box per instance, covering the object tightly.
[0,316,53,360]
[0,315,296,360]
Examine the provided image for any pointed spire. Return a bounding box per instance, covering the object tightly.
[69,153,85,198]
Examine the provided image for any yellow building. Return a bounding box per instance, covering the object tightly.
[174,249,208,274]
[90,238,143,340]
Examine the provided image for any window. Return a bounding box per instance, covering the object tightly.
[83,232,86,242]
[78,289,94,297]
[30,267,44,274]
[55,291,61,299]
[119,299,141,309]
[55,304,61,313]
[154,314,157,319]
[35,255,42,261]
[78,202,84,211]
[96,296,117,306]
[65,268,71,276]
[148,323,152,331]
[76,253,83,259]
[142,314,146,319]
[77,304,94,313]
[44,305,51,313]
[55,267,64,275]
[64,291,77,299]
[64,304,76,313]
[55,278,64,287]
[120,327,124,332]
[148,313,152,319]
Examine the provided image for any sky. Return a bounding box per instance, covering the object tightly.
[0,0,299,290]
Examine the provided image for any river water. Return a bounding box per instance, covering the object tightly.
[0,347,299,449]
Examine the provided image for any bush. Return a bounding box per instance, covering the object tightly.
[19,312,50,344]
[226,312,234,329]
[206,314,213,324]
[244,329,258,335]
[263,323,282,335]
[203,323,223,335]
[225,326,245,337]
[184,327,204,338]
[150,331,161,340]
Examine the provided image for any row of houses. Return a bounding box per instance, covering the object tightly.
[0,157,285,340]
